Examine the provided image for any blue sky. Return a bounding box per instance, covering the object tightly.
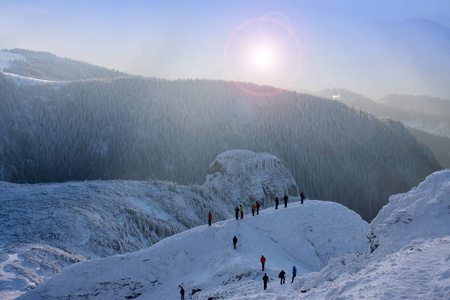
[1,0,450,98]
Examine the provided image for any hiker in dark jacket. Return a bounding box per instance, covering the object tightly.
[284,194,288,207]
[279,270,286,284]
[233,235,238,250]
[256,201,260,214]
[234,207,239,220]
[275,197,279,209]
[300,192,305,204]
[262,273,269,290]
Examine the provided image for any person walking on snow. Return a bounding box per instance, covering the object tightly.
[260,255,266,271]
[233,235,238,250]
[278,270,286,284]
[262,273,269,290]
[208,212,212,226]
[275,197,279,209]
[234,206,239,220]
[179,285,185,300]
[252,203,256,216]
[291,266,297,283]
[284,194,288,207]
[300,192,305,204]
[256,201,260,214]
[240,205,244,219]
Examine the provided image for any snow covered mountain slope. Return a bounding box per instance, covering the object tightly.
[18,170,450,299]
[368,168,450,257]
[294,169,450,300]
[18,201,369,300]
[0,150,299,299]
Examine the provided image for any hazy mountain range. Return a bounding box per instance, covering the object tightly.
[0,49,441,222]
[316,88,450,168]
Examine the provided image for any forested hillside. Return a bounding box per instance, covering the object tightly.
[0,72,440,221]
[2,49,127,80]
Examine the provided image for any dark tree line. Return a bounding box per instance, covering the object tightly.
[0,74,441,221]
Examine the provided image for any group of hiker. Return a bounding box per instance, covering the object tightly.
[208,192,306,226]
[180,192,307,298]
[261,256,297,290]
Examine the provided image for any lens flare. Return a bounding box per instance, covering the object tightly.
[224,18,302,97]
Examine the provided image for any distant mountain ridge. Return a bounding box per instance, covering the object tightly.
[0,48,127,81]
[316,88,450,168]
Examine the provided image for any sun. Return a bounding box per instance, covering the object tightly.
[252,46,274,69]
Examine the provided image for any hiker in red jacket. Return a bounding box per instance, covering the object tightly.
[179,285,185,300]
[252,203,256,216]
[208,212,212,226]
[260,255,266,271]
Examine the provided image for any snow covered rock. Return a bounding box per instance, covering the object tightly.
[18,201,369,300]
[368,169,450,256]
[203,150,299,208]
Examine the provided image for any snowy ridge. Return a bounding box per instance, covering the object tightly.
[17,201,369,300]
[0,150,299,298]
[1,72,67,87]
[17,170,450,299]
[295,169,450,299]
[369,169,450,257]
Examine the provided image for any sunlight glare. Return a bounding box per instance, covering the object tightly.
[252,46,274,69]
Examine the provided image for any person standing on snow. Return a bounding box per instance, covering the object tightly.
[240,205,244,219]
[291,266,297,283]
[278,270,286,284]
[260,255,266,271]
[256,201,260,214]
[275,197,279,209]
[233,235,238,250]
[252,203,256,216]
[300,192,305,204]
[234,206,239,220]
[262,273,269,290]
[208,212,212,226]
[284,194,288,207]
[179,285,185,300]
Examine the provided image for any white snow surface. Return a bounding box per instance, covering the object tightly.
[17,201,368,300]
[369,169,450,257]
